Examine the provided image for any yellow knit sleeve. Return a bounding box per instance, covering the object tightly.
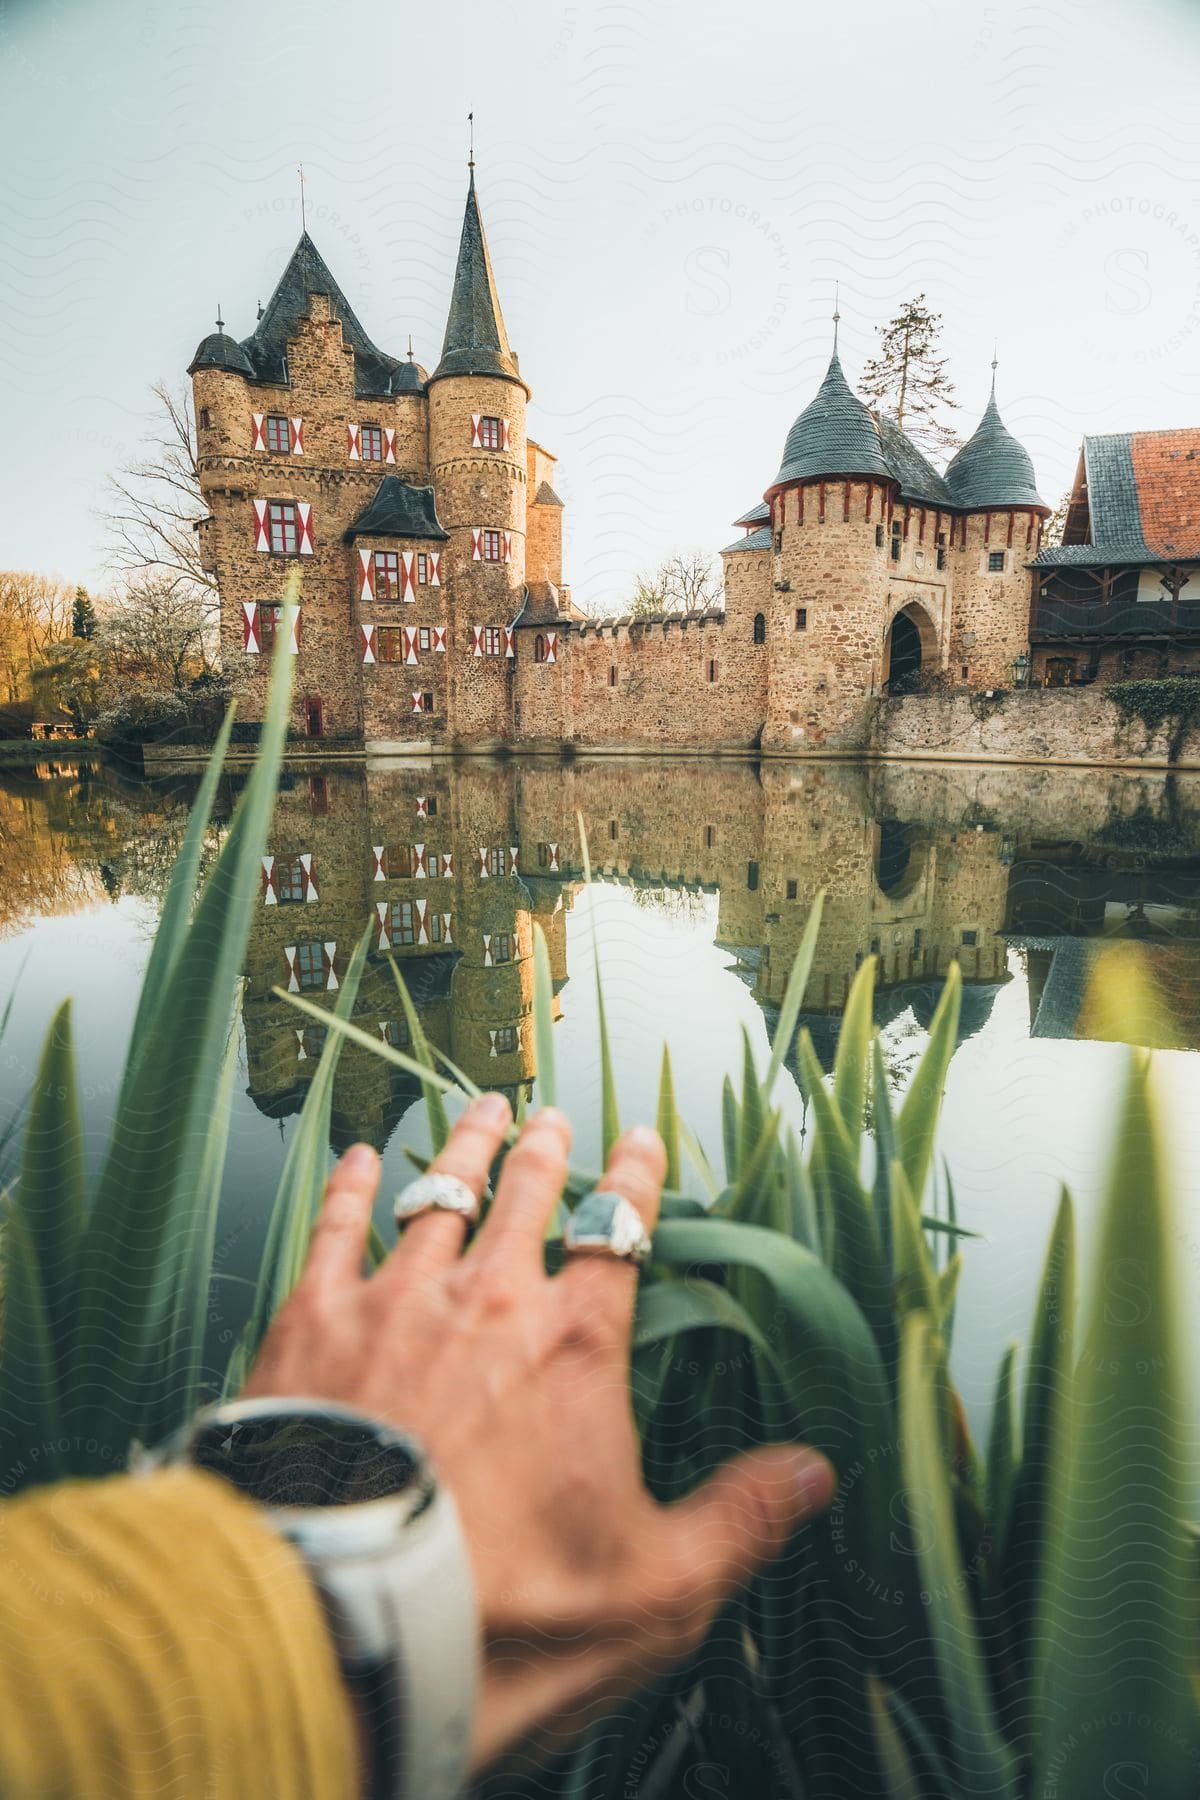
[0,1468,358,1798]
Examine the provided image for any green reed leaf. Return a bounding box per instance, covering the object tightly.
[897,959,961,1206]
[891,1160,940,1322]
[834,954,875,1138]
[1032,1059,1196,1796]
[986,1340,1021,1562]
[16,998,85,1368]
[532,922,557,1111]
[0,1203,64,1488]
[899,1312,1020,1797]
[577,812,620,1162]
[721,1072,739,1182]
[737,1027,765,1172]
[388,953,450,1152]
[765,888,824,1095]
[655,1044,681,1193]
[866,1676,924,1800]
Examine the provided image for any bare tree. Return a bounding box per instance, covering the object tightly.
[102,576,216,691]
[106,381,216,605]
[0,572,74,703]
[630,550,723,618]
[1044,489,1071,548]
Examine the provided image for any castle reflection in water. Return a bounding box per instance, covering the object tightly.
[232,757,1200,1151]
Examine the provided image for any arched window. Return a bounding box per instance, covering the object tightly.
[753,612,766,644]
[534,634,546,663]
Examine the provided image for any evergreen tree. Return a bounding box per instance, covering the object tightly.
[859,295,960,456]
[72,587,97,640]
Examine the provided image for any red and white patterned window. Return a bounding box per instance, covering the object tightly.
[487,846,505,877]
[259,603,282,651]
[295,941,325,990]
[417,553,428,584]
[483,625,503,656]
[376,627,403,664]
[389,900,417,946]
[414,691,434,714]
[266,415,290,454]
[374,551,401,599]
[276,859,306,904]
[360,426,383,462]
[491,932,513,964]
[494,1026,517,1054]
[534,634,546,664]
[482,529,503,562]
[428,912,447,945]
[384,844,417,878]
[269,502,299,555]
[479,416,501,450]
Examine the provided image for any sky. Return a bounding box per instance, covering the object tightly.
[3,0,1200,610]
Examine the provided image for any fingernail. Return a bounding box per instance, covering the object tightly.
[472,1092,511,1125]
[340,1143,377,1176]
[624,1126,664,1153]
[532,1106,568,1129]
[791,1451,837,1511]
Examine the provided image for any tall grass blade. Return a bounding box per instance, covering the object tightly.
[532,922,557,1111]
[0,1206,64,1488]
[736,1028,765,1173]
[68,622,295,1468]
[899,1312,1020,1797]
[1032,1059,1196,1796]
[764,889,824,1094]
[833,954,875,1138]
[986,1341,1021,1561]
[16,998,85,1367]
[655,1045,681,1193]
[721,1073,739,1182]
[866,1678,924,1800]
[897,960,961,1205]
[388,954,450,1153]
[577,812,620,1161]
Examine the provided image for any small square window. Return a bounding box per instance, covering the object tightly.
[484,625,503,657]
[266,415,290,454]
[389,900,417,946]
[295,941,324,990]
[961,929,978,947]
[479,416,502,450]
[381,1018,411,1049]
[377,626,403,663]
[482,529,503,562]
[795,607,807,631]
[268,501,298,555]
[494,1025,518,1054]
[786,879,798,900]
[302,1024,327,1060]
[360,425,383,462]
[492,932,512,964]
[988,550,1006,573]
[384,844,416,879]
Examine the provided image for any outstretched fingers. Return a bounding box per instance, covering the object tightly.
[299,1143,380,1295]
[383,1091,512,1283]
[650,1447,836,1652]
[556,1127,666,1336]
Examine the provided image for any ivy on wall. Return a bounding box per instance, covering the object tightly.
[1109,676,1200,763]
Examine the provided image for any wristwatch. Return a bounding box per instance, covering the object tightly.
[136,1397,478,1799]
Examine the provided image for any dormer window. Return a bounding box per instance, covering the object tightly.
[265,415,290,454]
[479,416,501,450]
[360,425,383,462]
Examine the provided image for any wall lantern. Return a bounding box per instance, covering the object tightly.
[1012,651,1031,688]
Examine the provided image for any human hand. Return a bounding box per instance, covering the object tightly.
[245,1096,836,1772]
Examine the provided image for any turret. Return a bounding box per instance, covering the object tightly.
[427,168,529,745]
[943,365,1049,685]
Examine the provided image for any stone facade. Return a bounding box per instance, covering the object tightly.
[193,182,1199,760]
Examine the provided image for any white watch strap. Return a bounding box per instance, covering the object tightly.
[290,1486,478,1799]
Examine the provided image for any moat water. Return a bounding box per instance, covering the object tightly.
[3,752,1200,1448]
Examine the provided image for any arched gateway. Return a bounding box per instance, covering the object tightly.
[884,603,939,693]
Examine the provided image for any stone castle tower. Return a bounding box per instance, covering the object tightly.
[188,164,573,750]
[719,345,1049,751]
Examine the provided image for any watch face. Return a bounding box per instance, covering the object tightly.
[191,1409,430,1513]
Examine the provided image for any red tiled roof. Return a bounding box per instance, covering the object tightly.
[1129,429,1200,557]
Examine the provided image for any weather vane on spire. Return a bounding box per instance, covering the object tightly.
[216,304,224,334]
[298,163,307,231]
[832,281,841,351]
[991,339,999,396]
[468,112,475,169]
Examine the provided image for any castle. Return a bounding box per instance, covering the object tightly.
[190,166,1200,756]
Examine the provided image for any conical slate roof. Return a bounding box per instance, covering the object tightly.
[231,232,418,399]
[188,330,256,377]
[431,171,526,390]
[945,389,1045,510]
[770,352,893,488]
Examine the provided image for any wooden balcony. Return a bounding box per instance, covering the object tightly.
[1030,596,1200,642]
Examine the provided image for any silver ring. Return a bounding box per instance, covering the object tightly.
[394,1172,480,1227]
[563,1191,653,1265]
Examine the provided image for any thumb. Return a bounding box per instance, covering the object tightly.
[658,1447,836,1642]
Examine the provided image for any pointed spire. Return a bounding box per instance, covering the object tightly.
[431,167,526,389]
